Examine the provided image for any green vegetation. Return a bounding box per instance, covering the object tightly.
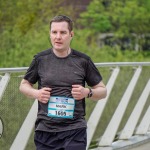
[0,0,149,67]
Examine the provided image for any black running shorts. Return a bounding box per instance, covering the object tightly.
[34,128,87,150]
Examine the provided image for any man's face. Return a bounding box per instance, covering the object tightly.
[50,21,73,52]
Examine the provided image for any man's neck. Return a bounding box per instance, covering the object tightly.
[52,48,71,58]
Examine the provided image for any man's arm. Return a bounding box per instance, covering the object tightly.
[71,81,107,101]
[19,79,51,103]
[89,81,107,101]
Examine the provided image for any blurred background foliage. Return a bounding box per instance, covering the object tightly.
[0,0,150,67]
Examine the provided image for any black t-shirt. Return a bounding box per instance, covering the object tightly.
[24,48,102,132]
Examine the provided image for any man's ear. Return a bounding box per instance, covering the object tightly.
[70,31,74,37]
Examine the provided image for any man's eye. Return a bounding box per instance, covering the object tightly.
[61,32,66,34]
[52,31,57,34]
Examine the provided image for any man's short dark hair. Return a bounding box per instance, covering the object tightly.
[50,15,73,32]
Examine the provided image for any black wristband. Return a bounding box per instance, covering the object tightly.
[87,88,93,98]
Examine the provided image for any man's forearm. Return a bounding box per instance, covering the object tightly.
[90,87,107,101]
[89,81,107,101]
[19,79,38,99]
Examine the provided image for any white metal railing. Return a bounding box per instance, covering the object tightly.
[0,62,150,150]
[0,62,150,73]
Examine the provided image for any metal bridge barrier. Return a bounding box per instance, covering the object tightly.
[0,62,150,150]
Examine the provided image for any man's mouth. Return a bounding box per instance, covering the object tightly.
[55,42,62,45]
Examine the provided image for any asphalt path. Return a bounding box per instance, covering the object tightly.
[128,142,150,150]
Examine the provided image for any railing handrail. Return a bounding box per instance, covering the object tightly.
[95,62,150,67]
[0,62,150,73]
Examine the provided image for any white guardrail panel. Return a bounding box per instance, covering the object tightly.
[86,67,120,150]
[10,100,38,150]
[135,105,150,135]
[98,66,142,146]
[0,73,10,102]
[0,119,3,138]
[119,79,150,139]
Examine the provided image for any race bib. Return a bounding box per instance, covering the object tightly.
[47,96,75,118]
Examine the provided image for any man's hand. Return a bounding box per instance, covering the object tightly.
[19,79,52,103]
[36,87,52,104]
[71,85,89,100]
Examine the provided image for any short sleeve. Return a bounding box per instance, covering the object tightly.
[85,59,102,87]
[24,57,39,84]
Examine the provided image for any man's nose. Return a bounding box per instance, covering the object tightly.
[56,33,61,39]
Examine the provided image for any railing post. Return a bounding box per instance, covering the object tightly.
[135,105,150,135]
[10,100,38,150]
[0,73,10,102]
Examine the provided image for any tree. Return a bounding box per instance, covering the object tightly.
[79,0,150,50]
[0,0,87,67]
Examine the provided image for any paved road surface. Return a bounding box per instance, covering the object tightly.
[129,142,150,150]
